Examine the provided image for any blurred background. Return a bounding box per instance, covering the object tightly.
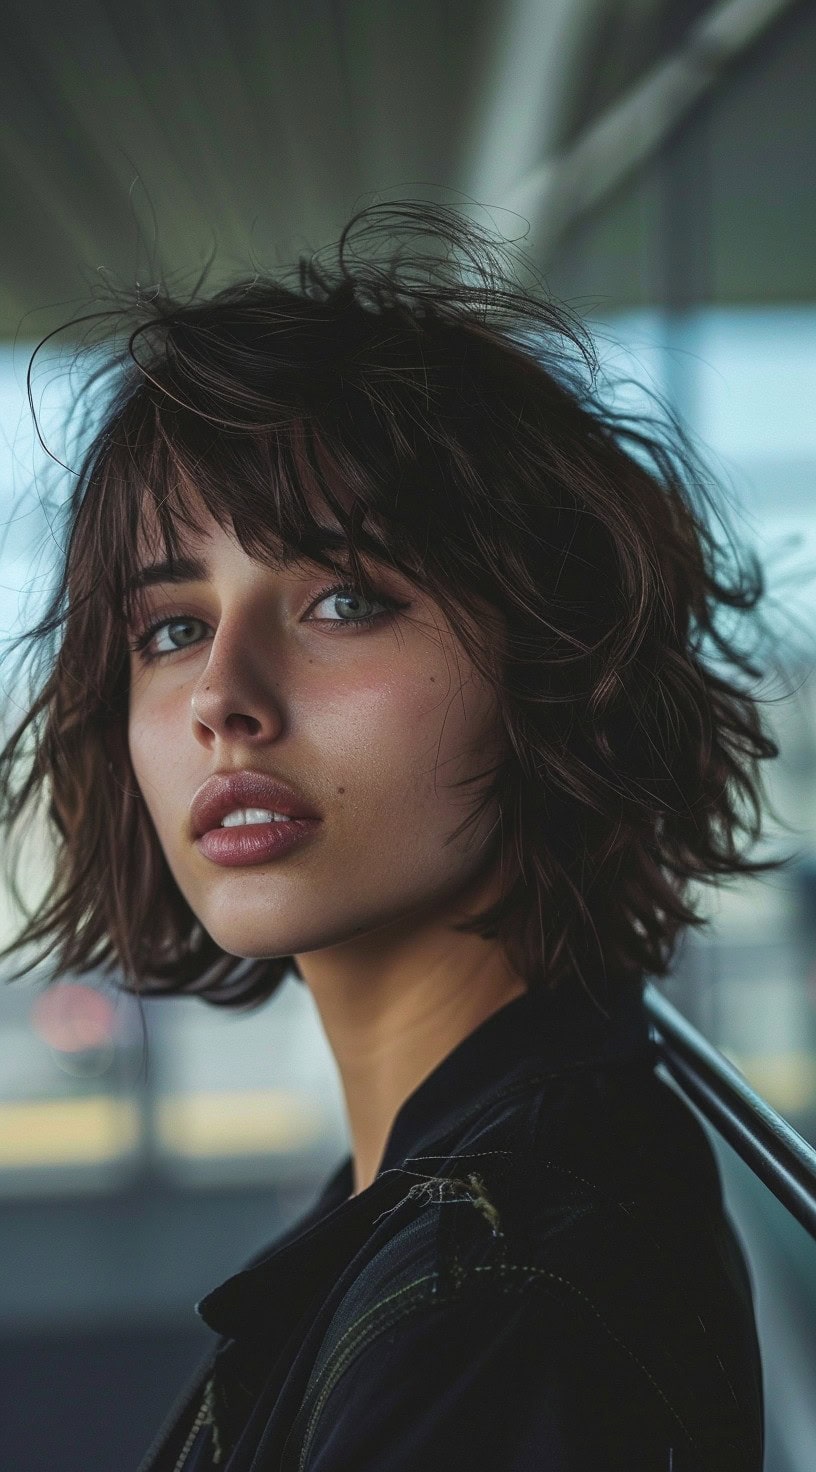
[0,1,815,1468]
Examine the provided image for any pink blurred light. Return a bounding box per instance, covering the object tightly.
[31,983,117,1052]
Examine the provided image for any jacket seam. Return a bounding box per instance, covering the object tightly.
[292,1274,439,1472]
[406,1150,604,1199]
[613,1198,745,1416]
[135,1346,219,1472]
[295,1261,722,1469]
[471,1262,708,1459]
[407,1138,741,1412]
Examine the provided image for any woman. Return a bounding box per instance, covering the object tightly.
[0,201,784,1469]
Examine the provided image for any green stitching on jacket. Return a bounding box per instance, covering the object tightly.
[292,1260,718,1470]
[473,1261,703,1457]
[375,1169,505,1236]
[294,1274,439,1472]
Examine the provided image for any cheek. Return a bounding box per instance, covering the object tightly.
[311,661,496,818]
[127,690,186,822]
[306,660,443,763]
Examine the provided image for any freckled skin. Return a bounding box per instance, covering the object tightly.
[127,500,528,1194]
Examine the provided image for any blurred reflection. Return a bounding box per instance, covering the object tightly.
[32,982,117,1079]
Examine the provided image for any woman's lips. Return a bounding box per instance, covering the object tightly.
[190,769,322,837]
[196,817,322,867]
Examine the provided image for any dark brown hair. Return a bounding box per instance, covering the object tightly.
[0,200,793,1016]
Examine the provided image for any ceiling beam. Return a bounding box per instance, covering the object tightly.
[463,0,605,214]
[497,0,802,259]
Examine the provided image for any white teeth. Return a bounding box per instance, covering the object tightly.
[220,808,292,827]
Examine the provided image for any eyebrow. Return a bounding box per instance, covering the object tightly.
[123,530,356,601]
[125,555,210,600]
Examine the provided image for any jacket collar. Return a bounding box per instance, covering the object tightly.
[377,975,654,1173]
[196,979,656,1344]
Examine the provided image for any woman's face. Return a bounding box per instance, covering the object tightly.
[126,501,508,963]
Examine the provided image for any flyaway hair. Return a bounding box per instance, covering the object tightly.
[0,199,793,1016]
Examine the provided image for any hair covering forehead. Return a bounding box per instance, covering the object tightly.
[130,436,359,567]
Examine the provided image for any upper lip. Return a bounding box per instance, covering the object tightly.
[190,770,322,837]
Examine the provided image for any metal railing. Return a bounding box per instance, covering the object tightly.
[643,982,816,1242]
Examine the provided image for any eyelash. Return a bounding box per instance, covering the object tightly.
[128,582,407,663]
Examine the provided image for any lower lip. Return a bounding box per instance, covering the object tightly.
[196,819,321,867]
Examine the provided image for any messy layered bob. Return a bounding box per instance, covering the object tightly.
[0,200,789,1015]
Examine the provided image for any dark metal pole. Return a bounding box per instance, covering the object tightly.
[644,982,816,1240]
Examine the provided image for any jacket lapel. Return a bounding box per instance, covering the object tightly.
[195,1166,414,1354]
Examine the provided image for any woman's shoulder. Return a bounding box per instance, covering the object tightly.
[292,1075,763,1472]
[415,1049,725,1244]
[308,1062,763,1471]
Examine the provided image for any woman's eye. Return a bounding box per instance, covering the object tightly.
[130,616,207,661]
[129,584,408,662]
[308,584,395,630]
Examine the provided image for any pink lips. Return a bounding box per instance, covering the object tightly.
[190,769,322,839]
[196,816,321,867]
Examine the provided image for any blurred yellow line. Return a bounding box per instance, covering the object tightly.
[0,1089,327,1168]
[0,1096,140,1166]
[155,1088,325,1157]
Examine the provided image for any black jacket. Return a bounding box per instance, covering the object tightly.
[135,981,764,1471]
